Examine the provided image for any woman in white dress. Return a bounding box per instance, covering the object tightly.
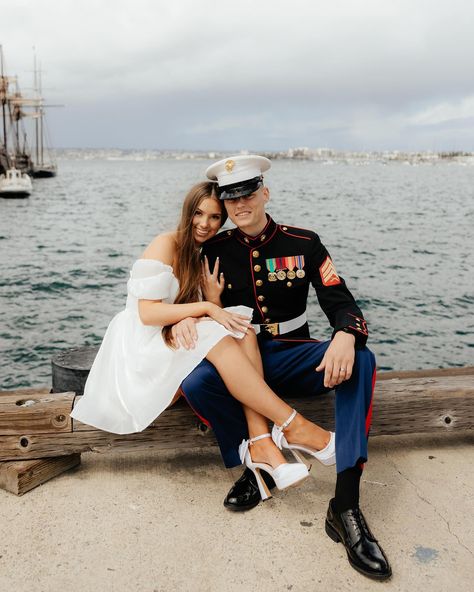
[70,181,334,500]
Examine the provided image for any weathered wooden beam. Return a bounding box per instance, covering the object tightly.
[0,454,81,495]
[0,387,74,435]
[377,366,474,380]
[0,370,472,462]
[0,401,213,461]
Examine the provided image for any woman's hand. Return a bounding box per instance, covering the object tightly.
[170,306,250,349]
[207,303,251,335]
[201,256,225,304]
[171,317,200,350]
[315,330,356,388]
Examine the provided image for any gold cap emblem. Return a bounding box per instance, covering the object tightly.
[225,159,235,172]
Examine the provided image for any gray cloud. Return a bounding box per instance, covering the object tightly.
[1,0,473,150]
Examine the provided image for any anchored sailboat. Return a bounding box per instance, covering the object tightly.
[9,80,34,175]
[0,45,32,198]
[30,53,57,178]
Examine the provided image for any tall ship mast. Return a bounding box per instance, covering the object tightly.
[0,45,10,174]
[0,45,33,198]
[9,76,34,174]
[30,53,57,178]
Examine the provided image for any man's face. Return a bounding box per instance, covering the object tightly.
[224,185,269,236]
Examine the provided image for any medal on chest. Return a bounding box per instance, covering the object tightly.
[286,255,296,279]
[266,258,278,281]
[275,257,287,280]
[266,255,306,281]
[296,255,306,278]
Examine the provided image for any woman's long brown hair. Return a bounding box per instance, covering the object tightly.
[162,181,227,346]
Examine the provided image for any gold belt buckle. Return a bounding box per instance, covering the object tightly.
[263,322,279,336]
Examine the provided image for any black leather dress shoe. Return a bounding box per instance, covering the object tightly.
[325,498,392,580]
[224,468,276,512]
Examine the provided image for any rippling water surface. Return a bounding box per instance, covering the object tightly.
[1,157,473,388]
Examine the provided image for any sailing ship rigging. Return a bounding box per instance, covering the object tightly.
[0,45,32,198]
[0,45,58,198]
[31,53,57,178]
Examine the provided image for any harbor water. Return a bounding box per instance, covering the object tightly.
[0,156,473,389]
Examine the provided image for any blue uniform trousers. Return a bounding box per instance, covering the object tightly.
[181,338,376,474]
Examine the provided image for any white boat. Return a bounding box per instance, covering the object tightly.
[0,167,32,198]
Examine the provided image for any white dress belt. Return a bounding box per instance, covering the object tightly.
[251,312,307,336]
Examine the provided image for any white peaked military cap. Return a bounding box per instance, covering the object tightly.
[205,154,271,200]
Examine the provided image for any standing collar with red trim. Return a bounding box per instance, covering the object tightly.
[234,215,277,247]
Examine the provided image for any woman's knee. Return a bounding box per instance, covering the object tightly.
[239,328,259,351]
[242,328,258,345]
[208,335,238,357]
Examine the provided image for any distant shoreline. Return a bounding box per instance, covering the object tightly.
[52,147,474,164]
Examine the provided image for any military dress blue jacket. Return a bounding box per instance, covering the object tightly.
[201,215,368,347]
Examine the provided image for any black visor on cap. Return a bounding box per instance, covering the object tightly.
[218,176,263,200]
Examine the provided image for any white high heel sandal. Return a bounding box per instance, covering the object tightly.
[238,433,309,501]
[272,409,336,467]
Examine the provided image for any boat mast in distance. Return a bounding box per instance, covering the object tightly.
[31,51,58,178]
[9,75,34,175]
[0,45,10,173]
[0,45,32,199]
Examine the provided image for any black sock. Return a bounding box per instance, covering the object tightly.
[334,465,362,512]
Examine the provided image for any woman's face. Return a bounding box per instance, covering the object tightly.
[192,197,224,244]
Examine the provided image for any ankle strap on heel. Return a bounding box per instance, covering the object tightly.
[249,433,271,445]
[272,410,297,450]
[279,409,297,431]
[239,433,272,465]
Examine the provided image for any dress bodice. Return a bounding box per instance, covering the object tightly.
[126,259,180,310]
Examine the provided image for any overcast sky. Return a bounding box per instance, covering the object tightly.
[1,0,473,151]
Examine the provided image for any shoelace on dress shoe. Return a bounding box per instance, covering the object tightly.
[343,511,363,547]
[342,508,378,548]
[355,508,377,542]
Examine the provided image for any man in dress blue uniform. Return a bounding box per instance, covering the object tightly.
[176,155,391,580]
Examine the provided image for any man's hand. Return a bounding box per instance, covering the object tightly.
[316,330,356,388]
[171,317,200,350]
[201,256,225,303]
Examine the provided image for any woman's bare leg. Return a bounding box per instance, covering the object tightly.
[237,331,287,468]
[206,335,331,457]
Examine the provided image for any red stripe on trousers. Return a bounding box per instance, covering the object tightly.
[179,387,212,428]
[358,366,377,471]
[365,366,376,436]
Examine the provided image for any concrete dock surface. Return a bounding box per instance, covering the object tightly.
[1,432,473,592]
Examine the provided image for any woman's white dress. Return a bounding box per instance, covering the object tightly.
[70,259,253,434]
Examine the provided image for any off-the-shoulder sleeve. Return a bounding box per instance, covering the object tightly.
[127,259,176,300]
